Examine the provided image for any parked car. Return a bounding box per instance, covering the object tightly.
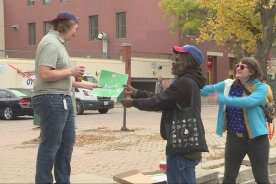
[82,73,98,83]
[9,88,33,96]
[75,88,114,115]
[74,73,115,115]
[82,73,118,102]
[0,88,33,120]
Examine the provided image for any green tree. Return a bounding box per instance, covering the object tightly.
[159,0,206,39]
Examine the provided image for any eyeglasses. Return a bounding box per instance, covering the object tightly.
[235,64,248,70]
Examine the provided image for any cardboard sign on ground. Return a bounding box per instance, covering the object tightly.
[113,170,167,184]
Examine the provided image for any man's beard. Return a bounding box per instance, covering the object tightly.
[172,64,186,76]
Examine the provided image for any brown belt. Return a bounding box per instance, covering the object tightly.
[229,131,249,139]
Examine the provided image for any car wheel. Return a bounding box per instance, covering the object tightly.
[3,107,15,120]
[98,108,108,114]
[76,101,84,115]
[0,110,3,120]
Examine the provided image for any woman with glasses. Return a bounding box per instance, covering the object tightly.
[201,57,270,184]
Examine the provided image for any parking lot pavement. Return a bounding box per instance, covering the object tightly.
[0,105,237,182]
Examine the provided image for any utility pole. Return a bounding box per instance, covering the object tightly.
[120,43,131,131]
[0,0,5,58]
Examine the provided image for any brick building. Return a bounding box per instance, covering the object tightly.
[3,0,235,83]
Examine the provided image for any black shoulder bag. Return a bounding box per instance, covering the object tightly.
[166,82,209,154]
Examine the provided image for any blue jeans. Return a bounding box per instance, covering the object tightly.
[32,94,75,184]
[166,155,199,184]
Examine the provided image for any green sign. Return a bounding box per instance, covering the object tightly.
[91,70,128,98]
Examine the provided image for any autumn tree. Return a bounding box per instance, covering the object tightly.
[200,0,276,75]
[160,0,276,75]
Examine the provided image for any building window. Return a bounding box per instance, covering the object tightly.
[43,0,52,5]
[28,23,36,45]
[89,15,98,40]
[27,0,35,6]
[43,21,52,35]
[116,12,126,38]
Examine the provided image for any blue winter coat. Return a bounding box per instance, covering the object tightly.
[201,79,268,138]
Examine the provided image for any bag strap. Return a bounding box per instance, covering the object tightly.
[176,78,197,110]
[243,84,274,124]
[242,84,265,109]
[268,123,275,140]
[243,85,251,96]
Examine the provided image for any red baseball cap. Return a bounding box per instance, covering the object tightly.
[173,45,204,65]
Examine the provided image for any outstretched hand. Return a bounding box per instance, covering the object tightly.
[73,80,99,90]
[124,85,137,97]
[71,65,85,78]
[121,98,134,108]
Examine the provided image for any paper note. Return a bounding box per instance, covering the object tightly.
[91,70,128,98]
[149,173,167,183]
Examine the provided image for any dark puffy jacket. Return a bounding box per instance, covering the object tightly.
[132,70,206,160]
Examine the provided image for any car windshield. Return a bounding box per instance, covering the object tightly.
[83,76,97,83]
[10,90,27,97]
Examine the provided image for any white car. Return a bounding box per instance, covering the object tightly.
[74,88,114,115]
[74,73,115,115]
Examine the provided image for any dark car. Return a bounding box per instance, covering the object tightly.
[9,88,33,96]
[0,88,33,120]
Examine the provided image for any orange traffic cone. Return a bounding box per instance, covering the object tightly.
[268,122,275,141]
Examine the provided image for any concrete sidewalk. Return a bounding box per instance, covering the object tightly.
[0,105,275,183]
[71,174,114,183]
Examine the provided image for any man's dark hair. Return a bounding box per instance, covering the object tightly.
[51,20,76,34]
[173,53,200,68]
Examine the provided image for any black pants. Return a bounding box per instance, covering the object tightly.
[223,132,270,184]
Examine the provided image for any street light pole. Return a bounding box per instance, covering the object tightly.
[97,32,109,58]
[121,43,132,131]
